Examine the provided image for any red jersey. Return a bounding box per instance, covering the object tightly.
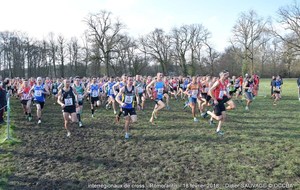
[214,80,226,100]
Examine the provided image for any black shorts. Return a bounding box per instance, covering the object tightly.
[63,106,76,113]
[90,97,99,104]
[35,100,45,109]
[274,90,280,94]
[214,100,226,116]
[78,101,83,106]
[222,96,230,104]
[21,100,28,105]
[202,93,211,102]
[122,108,136,117]
[155,98,163,104]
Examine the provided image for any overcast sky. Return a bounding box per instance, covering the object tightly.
[0,0,296,51]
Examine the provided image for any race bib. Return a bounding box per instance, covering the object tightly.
[109,89,114,95]
[157,88,164,94]
[78,94,83,101]
[35,90,42,97]
[124,95,133,104]
[52,89,57,93]
[92,90,98,97]
[204,87,209,93]
[23,93,31,100]
[248,87,253,93]
[137,87,144,93]
[64,98,73,106]
[191,90,198,98]
[218,90,225,99]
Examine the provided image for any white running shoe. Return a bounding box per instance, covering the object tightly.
[114,110,117,115]
[194,118,199,122]
[79,121,83,127]
[38,120,41,124]
[67,131,71,137]
[245,106,249,111]
[92,114,94,118]
[125,133,129,139]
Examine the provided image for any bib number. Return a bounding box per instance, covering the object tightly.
[53,89,57,93]
[78,94,83,101]
[64,98,73,106]
[157,88,163,94]
[124,95,133,104]
[92,90,98,97]
[191,90,198,98]
[35,90,42,97]
[218,90,225,99]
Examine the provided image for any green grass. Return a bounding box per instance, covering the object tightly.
[4,78,300,189]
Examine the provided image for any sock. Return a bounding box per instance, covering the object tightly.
[77,113,81,122]
[28,113,31,117]
[91,109,94,114]
[118,111,122,117]
[38,118,41,121]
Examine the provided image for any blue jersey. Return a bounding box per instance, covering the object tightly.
[275,80,281,88]
[34,85,45,102]
[90,84,99,97]
[155,81,164,100]
[122,86,135,109]
[183,79,189,89]
[107,82,116,96]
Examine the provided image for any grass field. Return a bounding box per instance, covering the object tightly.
[1,78,299,189]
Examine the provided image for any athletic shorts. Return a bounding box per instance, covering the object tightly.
[245,92,253,101]
[21,100,28,106]
[189,97,197,104]
[273,90,280,94]
[155,98,163,104]
[63,106,76,113]
[214,100,226,116]
[122,108,136,117]
[35,100,45,109]
[138,93,144,99]
[78,101,83,106]
[222,96,230,104]
[90,97,99,104]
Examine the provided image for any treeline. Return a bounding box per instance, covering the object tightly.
[0,1,300,78]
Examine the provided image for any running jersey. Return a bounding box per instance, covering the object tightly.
[183,79,189,89]
[90,84,99,97]
[20,87,31,100]
[52,82,59,94]
[214,80,226,100]
[122,86,135,109]
[74,84,84,101]
[135,81,144,94]
[34,85,46,102]
[188,83,199,98]
[245,80,254,93]
[274,80,281,90]
[155,81,164,100]
[62,87,76,107]
[107,82,116,96]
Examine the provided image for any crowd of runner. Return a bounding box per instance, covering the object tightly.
[0,72,291,139]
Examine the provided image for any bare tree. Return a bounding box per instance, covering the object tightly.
[273,1,300,54]
[84,10,126,76]
[48,33,57,77]
[139,28,172,75]
[57,35,66,77]
[230,10,270,75]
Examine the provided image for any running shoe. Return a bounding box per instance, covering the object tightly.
[216,130,224,136]
[183,101,189,109]
[209,120,215,126]
[245,106,249,111]
[79,121,83,127]
[194,118,199,122]
[125,133,129,139]
[28,116,32,122]
[38,119,41,124]
[201,112,208,118]
[67,131,71,137]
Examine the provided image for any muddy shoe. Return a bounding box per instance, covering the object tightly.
[79,121,83,127]
[67,131,71,137]
[125,133,129,139]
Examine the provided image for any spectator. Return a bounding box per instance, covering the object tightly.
[0,81,7,124]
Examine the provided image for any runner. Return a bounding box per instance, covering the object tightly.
[206,71,228,135]
[134,75,146,111]
[103,77,117,115]
[73,77,86,127]
[57,79,79,137]
[297,77,300,101]
[185,76,200,122]
[270,76,276,99]
[273,75,282,105]
[115,76,139,139]
[114,75,127,123]
[18,79,32,121]
[51,78,60,104]
[87,77,100,118]
[146,73,166,125]
[243,75,254,110]
[30,77,50,124]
